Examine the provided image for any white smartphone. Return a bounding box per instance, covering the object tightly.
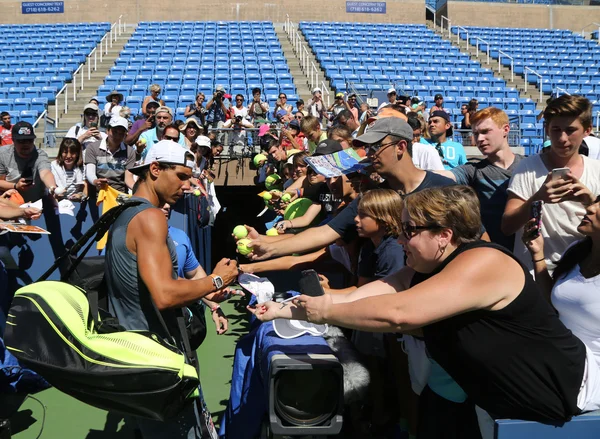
[551,167,570,181]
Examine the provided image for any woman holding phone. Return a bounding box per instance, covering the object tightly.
[250,185,600,437]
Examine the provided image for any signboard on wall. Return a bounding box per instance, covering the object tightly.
[346,1,386,13]
[22,1,64,14]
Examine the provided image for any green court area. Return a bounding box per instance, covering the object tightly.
[11,297,248,439]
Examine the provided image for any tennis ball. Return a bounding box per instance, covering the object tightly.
[266,228,279,236]
[253,153,267,167]
[262,192,273,201]
[237,238,253,256]
[233,225,248,239]
[265,174,281,191]
[193,189,201,196]
[281,193,291,202]
[139,138,147,145]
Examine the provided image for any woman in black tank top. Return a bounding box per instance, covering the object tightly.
[250,185,596,425]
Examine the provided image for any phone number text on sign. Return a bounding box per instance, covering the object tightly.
[346,1,386,13]
[22,1,64,14]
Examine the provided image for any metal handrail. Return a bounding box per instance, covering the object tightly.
[54,84,68,124]
[554,86,570,97]
[33,110,47,128]
[524,67,544,103]
[497,50,514,82]
[72,64,84,101]
[287,18,322,91]
[321,79,330,107]
[474,37,491,64]
[454,25,469,46]
[581,22,600,39]
[440,16,451,39]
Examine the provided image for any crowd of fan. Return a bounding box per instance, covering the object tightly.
[2,80,600,439]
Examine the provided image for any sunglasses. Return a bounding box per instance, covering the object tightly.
[236,98,244,101]
[367,139,399,155]
[279,96,286,99]
[164,135,179,141]
[295,115,303,119]
[401,222,441,240]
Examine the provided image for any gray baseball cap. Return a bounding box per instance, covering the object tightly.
[353,117,413,147]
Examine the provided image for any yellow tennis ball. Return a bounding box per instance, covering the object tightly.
[237,238,253,256]
[265,174,281,191]
[253,153,267,167]
[281,193,291,202]
[266,228,279,236]
[139,138,147,145]
[193,189,201,196]
[262,192,273,201]
[233,225,248,239]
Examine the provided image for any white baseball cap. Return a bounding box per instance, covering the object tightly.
[195,135,211,148]
[108,116,129,130]
[387,87,397,94]
[312,87,322,94]
[130,140,195,175]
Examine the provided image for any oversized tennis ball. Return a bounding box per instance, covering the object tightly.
[233,225,248,239]
[266,228,279,236]
[237,238,253,256]
[262,192,273,201]
[281,193,291,202]
[193,189,201,196]
[253,153,267,167]
[265,174,282,191]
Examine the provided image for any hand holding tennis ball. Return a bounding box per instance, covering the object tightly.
[262,192,273,201]
[281,193,291,203]
[233,225,248,239]
[139,138,147,145]
[237,238,253,256]
[266,228,279,236]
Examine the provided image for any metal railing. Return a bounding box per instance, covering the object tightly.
[553,86,570,97]
[285,15,321,92]
[321,79,330,108]
[524,67,544,103]
[54,84,69,123]
[474,37,491,65]
[597,111,600,132]
[440,16,452,39]
[497,50,514,82]
[454,25,469,46]
[33,110,47,128]
[581,22,600,39]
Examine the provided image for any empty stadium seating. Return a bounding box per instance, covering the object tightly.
[98,21,299,120]
[455,26,600,115]
[0,22,110,124]
[300,21,539,147]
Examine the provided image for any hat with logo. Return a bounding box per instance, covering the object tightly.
[108,116,129,130]
[130,140,195,176]
[155,106,173,117]
[83,103,99,114]
[273,318,328,339]
[195,135,211,148]
[313,139,343,157]
[12,121,36,141]
[353,117,413,147]
[434,93,444,100]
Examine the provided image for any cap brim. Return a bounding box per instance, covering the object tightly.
[14,135,36,141]
[128,163,150,176]
[352,129,388,147]
[273,318,328,339]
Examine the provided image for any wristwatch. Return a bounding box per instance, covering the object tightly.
[209,274,224,290]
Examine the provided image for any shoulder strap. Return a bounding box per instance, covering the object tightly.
[37,200,144,282]
[75,125,80,137]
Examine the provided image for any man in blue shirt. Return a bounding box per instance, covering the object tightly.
[139,106,187,150]
[422,110,467,171]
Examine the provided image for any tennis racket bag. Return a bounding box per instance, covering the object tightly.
[3,200,201,421]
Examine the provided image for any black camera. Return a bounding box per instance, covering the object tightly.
[235,115,243,123]
[215,90,224,101]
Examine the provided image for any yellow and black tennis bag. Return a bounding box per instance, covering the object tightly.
[4,201,200,421]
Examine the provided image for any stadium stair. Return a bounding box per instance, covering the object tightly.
[429,22,548,112]
[276,24,335,102]
[52,27,136,132]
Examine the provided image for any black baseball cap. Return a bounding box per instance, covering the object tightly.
[313,139,343,156]
[434,94,444,100]
[12,121,36,141]
[430,110,451,122]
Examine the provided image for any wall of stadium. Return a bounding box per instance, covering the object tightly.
[447,2,600,31]
[0,0,425,24]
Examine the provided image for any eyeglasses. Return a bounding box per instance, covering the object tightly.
[236,98,244,101]
[279,96,286,99]
[366,139,399,156]
[401,222,441,240]
[164,135,179,141]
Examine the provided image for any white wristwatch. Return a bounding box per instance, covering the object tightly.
[210,274,224,290]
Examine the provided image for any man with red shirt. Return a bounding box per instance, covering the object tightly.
[0,112,13,146]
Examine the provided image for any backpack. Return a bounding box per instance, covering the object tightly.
[4,200,202,421]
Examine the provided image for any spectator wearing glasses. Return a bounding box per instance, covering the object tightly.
[248,87,270,125]
[280,119,306,151]
[223,94,254,148]
[422,110,467,171]
[335,109,360,138]
[179,118,203,148]
[141,84,165,116]
[0,112,13,146]
[378,88,397,112]
[161,124,184,143]
[328,93,347,118]
[66,103,107,147]
[273,93,293,117]
[430,93,448,115]
[345,93,359,121]
[139,106,187,153]
[307,88,326,121]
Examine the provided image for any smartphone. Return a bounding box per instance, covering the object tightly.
[298,269,325,297]
[531,200,543,238]
[551,167,570,181]
[89,122,98,129]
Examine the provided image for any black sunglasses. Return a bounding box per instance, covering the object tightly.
[164,135,179,141]
[401,222,441,240]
